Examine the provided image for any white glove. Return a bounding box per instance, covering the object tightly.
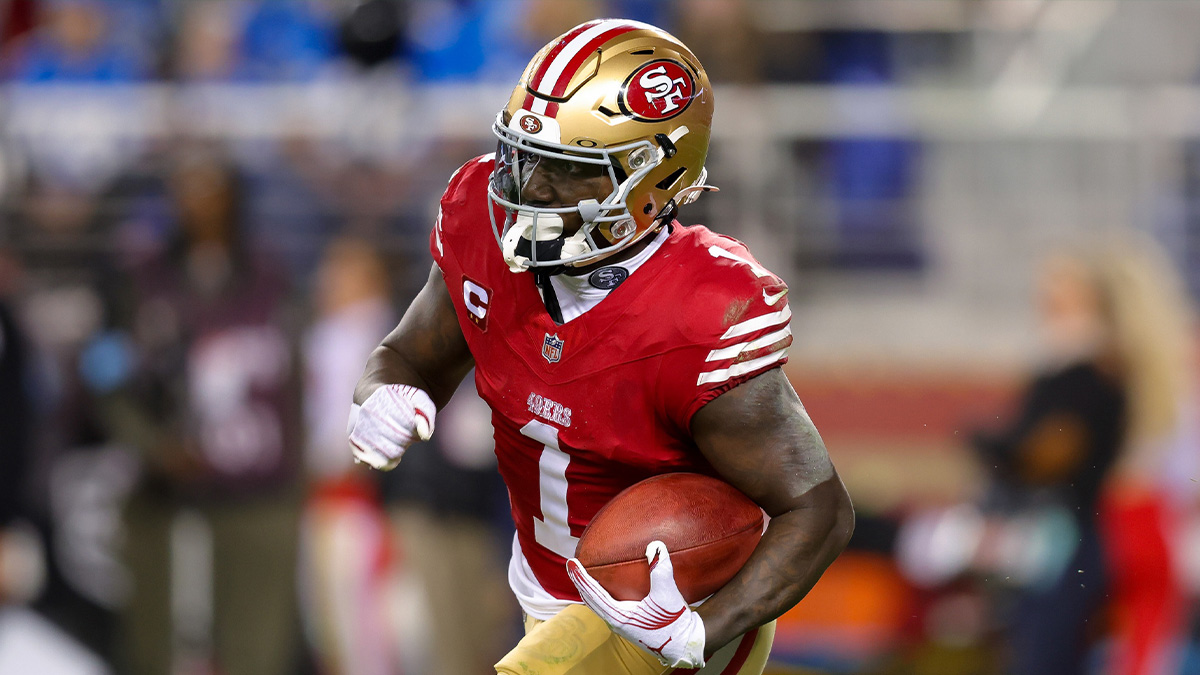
[347,384,436,471]
[567,541,706,668]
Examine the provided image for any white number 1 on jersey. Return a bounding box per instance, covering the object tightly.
[521,420,580,559]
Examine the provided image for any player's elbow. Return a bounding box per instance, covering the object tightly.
[788,473,855,560]
[827,480,855,556]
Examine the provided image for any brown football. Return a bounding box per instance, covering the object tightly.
[575,472,765,603]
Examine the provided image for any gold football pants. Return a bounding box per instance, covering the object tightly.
[494,603,774,675]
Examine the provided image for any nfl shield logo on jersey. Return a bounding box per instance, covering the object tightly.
[542,333,564,363]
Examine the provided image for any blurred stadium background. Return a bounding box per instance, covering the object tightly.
[2,0,1200,674]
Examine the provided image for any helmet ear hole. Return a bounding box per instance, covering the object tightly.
[655,167,687,191]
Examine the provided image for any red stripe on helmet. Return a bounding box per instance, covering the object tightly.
[522,92,535,111]
[529,20,601,92]
[544,101,560,118]
[548,24,639,99]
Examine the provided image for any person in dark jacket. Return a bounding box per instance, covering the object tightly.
[100,148,303,675]
[0,294,35,604]
[973,251,1127,675]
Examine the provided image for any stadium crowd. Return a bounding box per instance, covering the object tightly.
[1,1,1199,675]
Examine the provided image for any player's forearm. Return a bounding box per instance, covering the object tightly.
[695,476,854,656]
[353,342,469,410]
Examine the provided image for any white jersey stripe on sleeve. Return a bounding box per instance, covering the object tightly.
[706,326,792,362]
[721,305,792,340]
[707,245,772,279]
[697,349,789,386]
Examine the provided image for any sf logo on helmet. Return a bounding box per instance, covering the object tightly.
[520,114,543,134]
[621,60,695,121]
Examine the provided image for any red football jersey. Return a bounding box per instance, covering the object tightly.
[431,155,793,612]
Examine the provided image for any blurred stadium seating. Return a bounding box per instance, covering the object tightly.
[2,1,1200,674]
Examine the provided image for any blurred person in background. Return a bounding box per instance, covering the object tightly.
[2,0,159,207]
[0,247,109,675]
[237,0,336,82]
[0,226,131,675]
[972,249,1127,675]
[98,147,303,675]
[407,0,557,84]
[0,249,38,608]
[170,0,336,83]
[3,0,150,82]
[10,151,132,668]
[300,238,399,675]
[671,0,761,83]
[1088,237,1197,675]
[239,133,343,286]
[172,1,241,82]
[380,378,516,675]
[303,237,516,675]
[520,0,603,45]
[1,0,37,50]
[972,234,1198,675]
[338,0,408,72]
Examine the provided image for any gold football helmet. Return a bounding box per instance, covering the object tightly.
[488,19,715,271]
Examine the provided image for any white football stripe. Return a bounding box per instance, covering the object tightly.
[697,349,788,386]
[708,245,771,278]
[529,97,548,115]
[721,304,792,340]
[705,326,792,362]
[535,20,645,94]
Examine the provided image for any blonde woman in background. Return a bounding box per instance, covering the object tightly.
[1088,235,1198,675]
[971,233,1196,675]
[974,249,1127,675]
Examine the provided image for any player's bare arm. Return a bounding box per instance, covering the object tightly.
[353,264,473,408]
[348,265,473,470]
[690,367,855,656]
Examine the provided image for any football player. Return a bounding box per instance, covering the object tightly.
[349,19,854,674]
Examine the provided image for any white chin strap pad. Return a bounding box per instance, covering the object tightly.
[560,230,590,263]
[502,212,563,272]
[501,211,593,271]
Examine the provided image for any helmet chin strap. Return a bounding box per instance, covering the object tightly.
[501,212,574,323]
[502,212,562,272]
[502,210,601,273]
